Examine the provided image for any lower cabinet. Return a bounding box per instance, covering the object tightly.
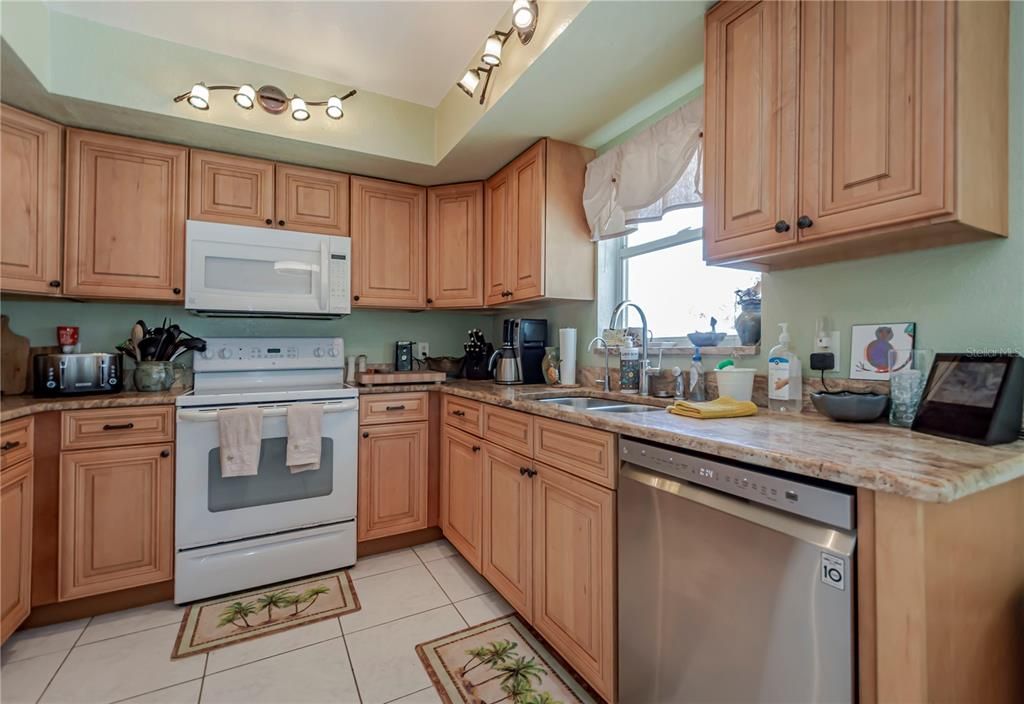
[481,443,533,617]
[440,426,483,570]
[59,443,174,601]
[532,462,616,701]
[358,422,429,541]
[1,458,33,643]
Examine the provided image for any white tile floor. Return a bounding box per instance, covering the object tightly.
[0,541,514,704]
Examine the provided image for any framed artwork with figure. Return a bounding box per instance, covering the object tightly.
[850,322,916,380]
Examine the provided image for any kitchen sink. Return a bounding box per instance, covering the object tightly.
[538,397,664,413]
[597,404,664,413]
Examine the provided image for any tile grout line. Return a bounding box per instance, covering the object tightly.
[34,616,92,704]
[197,652,208,704]
[74,618,185,649]
[339,616,364,704]
[202,633,345,679]
[381,686,438,704]
[107,677,204,704]
[343,603,458,637]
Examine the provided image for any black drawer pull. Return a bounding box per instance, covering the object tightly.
[385,405,407,411]
[1,441,21,451]
[519,466,529,476]
[160,449,170,458]
[103,423,135,431]
[451,409,466,417]
[49,280,61,288]
[472,445,481,452]
[278,219,285,226]
[265,218,273,225]
[362,431,370,439]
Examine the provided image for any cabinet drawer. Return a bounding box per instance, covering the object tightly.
[482,405,533,457]
[359,393,429,426]
[442,396,483,436]
[62,407,174,450]
[533,417,616,489]
[1,417,33,471]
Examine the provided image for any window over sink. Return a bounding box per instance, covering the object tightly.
[607,207,760,349]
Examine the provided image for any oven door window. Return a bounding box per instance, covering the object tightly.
[207,438,334,512]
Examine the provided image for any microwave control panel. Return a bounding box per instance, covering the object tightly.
[195,337,344,372]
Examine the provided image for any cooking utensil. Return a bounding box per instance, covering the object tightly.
[168,337,206,361]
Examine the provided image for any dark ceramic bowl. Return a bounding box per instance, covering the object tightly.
[810,391,889,422]
[687,332,727,347]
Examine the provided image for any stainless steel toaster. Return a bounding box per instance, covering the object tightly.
[33,353,123,396]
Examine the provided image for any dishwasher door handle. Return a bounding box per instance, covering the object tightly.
[620,463,855,554]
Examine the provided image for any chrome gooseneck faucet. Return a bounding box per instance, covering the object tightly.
[587,336,610,392]
[609,300,659,395]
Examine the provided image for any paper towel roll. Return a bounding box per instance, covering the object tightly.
[559,328,577,385]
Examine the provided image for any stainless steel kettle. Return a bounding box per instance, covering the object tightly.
[488,345,522,385]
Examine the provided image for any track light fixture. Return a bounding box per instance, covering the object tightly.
[457,1,539,104]
[174,83,356,122]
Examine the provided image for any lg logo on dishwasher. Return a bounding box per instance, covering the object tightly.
[820,552,846,591]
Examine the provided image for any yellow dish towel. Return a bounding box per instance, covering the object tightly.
[668,396,758,419]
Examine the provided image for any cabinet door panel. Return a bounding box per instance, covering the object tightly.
[482,444,532,617]
[484,171,511,305]
[59,444,173,600]
[275,164,349,236]
[533,463,615,701]
[189,150,275,227]
[509,142,545,301]
[64,131,187,300]
[351,177,426,308]
[704,0,799,260]
[358,422,429,541]
[427,183,483,308]
[799,0,951,240]
[1,105,62,295]
[1,459,33,643]
[440,426,482,569]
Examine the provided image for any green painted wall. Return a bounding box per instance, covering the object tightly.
[0,299,493,364]
[520,4,1024,376]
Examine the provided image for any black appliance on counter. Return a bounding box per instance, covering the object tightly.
[463,329,494,380]
[502,318,548,385]
[395,341,414,371]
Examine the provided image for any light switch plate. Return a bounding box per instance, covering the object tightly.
[416,342,430,359]
[813,330,841,373]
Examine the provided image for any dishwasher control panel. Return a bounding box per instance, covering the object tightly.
[620,438,855,530]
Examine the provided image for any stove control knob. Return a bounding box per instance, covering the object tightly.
[313,347,324,358]
[201,350,214,360]
[218,348,233,360]
[327,347,338,357]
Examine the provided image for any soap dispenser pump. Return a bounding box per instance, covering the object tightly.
[768,323,802,412]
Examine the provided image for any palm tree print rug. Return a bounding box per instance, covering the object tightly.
[171,570,360,659]
[416,615,598,704]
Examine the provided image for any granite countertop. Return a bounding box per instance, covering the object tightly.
[1,389,187,422]
[361,380,1024,504]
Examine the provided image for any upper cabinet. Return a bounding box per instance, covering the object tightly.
[64,130,187,300]
[350,176,426,309]
[190,151,349,236]
[485,139,596,305]
[427,182,483,308]
[703,0,1009,270]
[1,105,63,296]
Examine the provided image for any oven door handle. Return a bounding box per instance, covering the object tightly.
[177,400,358,422]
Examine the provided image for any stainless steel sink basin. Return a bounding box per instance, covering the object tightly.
[597,404,664,413]
[538,397,626,410]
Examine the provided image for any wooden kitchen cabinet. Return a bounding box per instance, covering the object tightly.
[58,443,174,601]
[358,422,429,541]
[275,164,349,236]
[482,443,533,618]
[703,0,1008,270]
[64,130,187,300]
[440,426,483,569]
[0,104,63,296]
[484,139,596,305]
[350,176,426,308]
[189,150,275,228]
[1,458,33,643]
[427,182,483,308]
[532,462,616,702]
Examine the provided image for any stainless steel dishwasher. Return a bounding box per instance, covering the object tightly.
[618,438,856,704]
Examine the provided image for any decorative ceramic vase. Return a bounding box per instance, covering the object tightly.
[134,361,175,392]
[735,299,762,346]
[541,346,560,385]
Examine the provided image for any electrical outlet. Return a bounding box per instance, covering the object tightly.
[416,342,430,359]
[812,330,841,372]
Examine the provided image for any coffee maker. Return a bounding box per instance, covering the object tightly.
[497,318,547,385]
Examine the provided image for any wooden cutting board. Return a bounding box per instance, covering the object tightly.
[357,370,446,386]
[1,315,31,395]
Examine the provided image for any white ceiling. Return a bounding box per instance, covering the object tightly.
[45,0,509,107]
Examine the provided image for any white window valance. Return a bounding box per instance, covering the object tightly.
[583,95,703,241]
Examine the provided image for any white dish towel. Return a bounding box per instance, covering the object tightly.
[218,407,263,477]
[287,403,323,473]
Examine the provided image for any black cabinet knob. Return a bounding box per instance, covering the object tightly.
[362,431,369,439]
[353,295,360,302]
[172,287,182,295]
[278,219,285,226]
[520,467,529,476]
[49,280,61,288]
[265,218,273,225]
[472,445,481,452]
[160,449,170,458]
[797,215,814,229]
[426,298,433,304]
[774,220,790,233]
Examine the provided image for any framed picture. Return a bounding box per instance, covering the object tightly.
[850,322,916,380]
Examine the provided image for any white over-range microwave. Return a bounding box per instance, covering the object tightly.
[185,220,351,318]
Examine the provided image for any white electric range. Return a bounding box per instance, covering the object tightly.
[174,337,359,603]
